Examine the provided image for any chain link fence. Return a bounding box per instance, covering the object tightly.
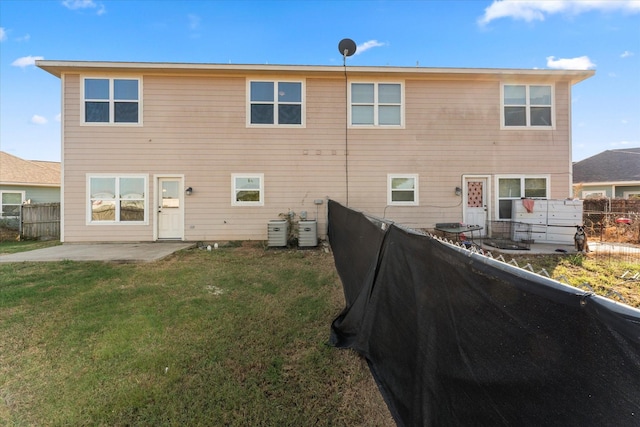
[583,206,639,264]
[583,211,639,244]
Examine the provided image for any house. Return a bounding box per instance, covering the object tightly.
[36,60,593,243]
[573,148,640,199]
[0,151,60,222]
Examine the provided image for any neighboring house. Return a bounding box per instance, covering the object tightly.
[573,148,640,199]
[0,151,60,221]
[36,60,593,243]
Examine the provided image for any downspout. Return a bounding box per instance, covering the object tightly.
[60,73,65,243]
[343,59,349,207]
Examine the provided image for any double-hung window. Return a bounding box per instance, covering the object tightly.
[83,77,141,124]
[497,176,548,219]
[232,174,264,206]
[1,191,24,218]
[351,83,402,126]
[502,84,553,128]
[388,174,418,206]
[624,192,640,200]
[583,191,606,199]
[249,81,303,125]
[88,175,147,223]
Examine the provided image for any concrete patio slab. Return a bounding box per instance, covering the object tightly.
[479,241,640,256]
[0,242,195,263]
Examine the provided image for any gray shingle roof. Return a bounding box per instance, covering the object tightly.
[573,148,640,183]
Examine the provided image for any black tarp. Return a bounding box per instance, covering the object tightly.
[328,200,640,427]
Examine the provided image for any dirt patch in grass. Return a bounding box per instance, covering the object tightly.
[0,226,19,242]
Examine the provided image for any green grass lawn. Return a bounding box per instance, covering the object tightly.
[0,244,392,426]
[2,238,637,426]
[0,239,60,254]
[503,253,640,308]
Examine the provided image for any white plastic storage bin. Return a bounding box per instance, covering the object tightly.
[511,199,583,244]
[298,220,318,247]
[267,220,288,247]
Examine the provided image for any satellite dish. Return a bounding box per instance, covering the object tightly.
[338,38,357,58]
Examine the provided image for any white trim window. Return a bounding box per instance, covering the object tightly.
[1,191,24,218]
[83,77,141,124]
[88,175,147,223]
[583,191,607,199]
[623,191,640,200]
[388,174,418,206]
[248,80,303,126]
[232,174,264,206]
[350,82,403,127]
[497,175,549,219]
[501,84,553,128]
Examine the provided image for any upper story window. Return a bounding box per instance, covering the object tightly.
[232,173,264,206]
[388,174,418,206]
[83,77,141,124]
[351,83,403,127]
[502,84,553,128]
[249,81,303,126]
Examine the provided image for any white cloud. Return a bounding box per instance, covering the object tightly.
[546,55,596,70]
[11,55,44,68]
[62,0,106,15]
[31,115,48,125]
[62,0,93,9]
[188,14,201,30]
[55,113,62,122]
[611,140,635,148]
[479,0,640,25]
[354,40,387,55]
[621,50,635,58]
[16,34,31,42]
[0,27,6,42]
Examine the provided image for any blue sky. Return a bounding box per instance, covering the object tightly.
[1,0,639,162]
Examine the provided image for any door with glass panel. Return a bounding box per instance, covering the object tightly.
[464,177,488,236]
[157,178,183,240]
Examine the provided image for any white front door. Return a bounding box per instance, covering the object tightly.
[158,178,183,239]
[464,177,488,236]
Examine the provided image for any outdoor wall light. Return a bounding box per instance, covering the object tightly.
[185,187,193,196]
[455,186,462,196]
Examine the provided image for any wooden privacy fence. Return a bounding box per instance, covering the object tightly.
[21,203,60,240]
[583,198,640,214]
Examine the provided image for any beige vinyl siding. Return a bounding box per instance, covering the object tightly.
[61,73,348,242]
[58,66,579,242]
[343,79,572,229]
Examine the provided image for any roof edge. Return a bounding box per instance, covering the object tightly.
[35,60,595,84]
[0,182,60,187]
[574,180,640,186]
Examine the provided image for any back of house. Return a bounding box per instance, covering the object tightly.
[36,60,593,243]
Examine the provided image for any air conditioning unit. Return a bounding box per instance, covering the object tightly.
[298,220,317,247]
[267,220,288,247]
